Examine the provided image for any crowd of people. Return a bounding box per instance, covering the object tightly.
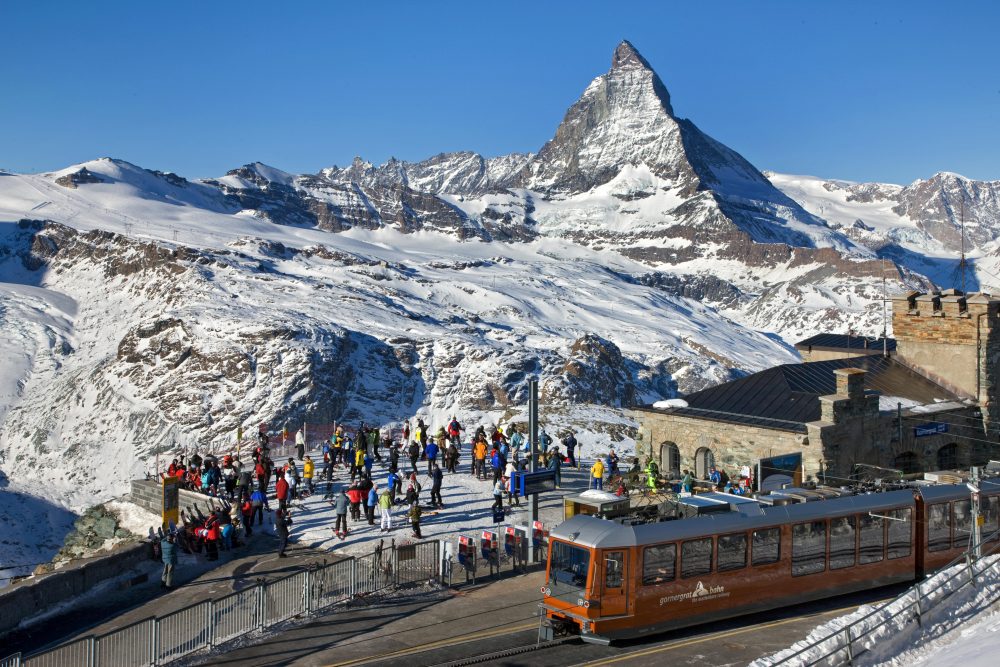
[154,415,757,593]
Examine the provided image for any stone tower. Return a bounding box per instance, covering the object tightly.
[891,289,1000,436]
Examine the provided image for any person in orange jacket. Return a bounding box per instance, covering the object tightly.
[473,437,488,480]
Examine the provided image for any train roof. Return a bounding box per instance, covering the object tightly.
[549,481,999,550]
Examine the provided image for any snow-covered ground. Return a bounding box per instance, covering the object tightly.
[752,556,1000,667]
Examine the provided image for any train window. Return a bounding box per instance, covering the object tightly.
[986,497,1000,541]
[681,538,713,578]
[887,508,912,559]
[953,500,973,550]
[549,541,591,592]
[829,516,856,570]
[859,513,884,564]
[927,503,951,552]
[792,521,827,576]
[642,544,676,585]
[605,552,624,589]
[752,528,780,566]
[717,533,747,572]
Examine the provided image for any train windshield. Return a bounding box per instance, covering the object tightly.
[549,541,591,595]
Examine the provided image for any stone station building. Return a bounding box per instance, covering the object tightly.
[632,289,1000,483]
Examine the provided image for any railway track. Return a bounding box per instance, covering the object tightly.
[350,588,902,667]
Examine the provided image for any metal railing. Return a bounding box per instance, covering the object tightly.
[762,527,1000,666]
[3,540,440,667]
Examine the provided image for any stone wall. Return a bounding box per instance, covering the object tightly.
[130,479,227,521]
[0,542,150,639]
[630,408,810,478]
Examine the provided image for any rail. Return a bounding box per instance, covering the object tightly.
[1,540,440,667]
[761,526,1000,666]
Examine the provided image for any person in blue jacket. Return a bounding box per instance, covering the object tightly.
[425,440,439,475]
[366,484,379,525]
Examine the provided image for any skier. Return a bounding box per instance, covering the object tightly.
[645,458,659,491]
[407,440,420,474]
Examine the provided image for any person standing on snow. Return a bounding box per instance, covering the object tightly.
[561,432,578,468]
[295,428,305,461]
[303,455,315,494]
[447,416,463,449]
[590,458,605,490]
[379,487,393,532]
[275,509,291,558]
[425,438,440,475]
[366,484,379,525]
[275,471,289,511]
[333,488,349,539]
[430,463,444,509]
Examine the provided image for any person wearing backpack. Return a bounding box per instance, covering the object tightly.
[333,488,349,539]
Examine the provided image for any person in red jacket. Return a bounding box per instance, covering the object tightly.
[275,471,289,511]
[347,483,363,522]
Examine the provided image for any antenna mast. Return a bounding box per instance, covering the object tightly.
[959,198,967,293]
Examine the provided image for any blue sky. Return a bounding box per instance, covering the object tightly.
[2,1,998,183]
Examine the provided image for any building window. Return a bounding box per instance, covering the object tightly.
[937,443,959,470]
[829,516,856,570]
[859,513,884,564]
[927,503,951,552]
[893,452,919,474]
[717,533,748,572]
[694,448,715,479]
[660,442,681,478]
[792,521,827,576]
[953,500,973,550]
[887,508,912,559]
[752,528,781,566]
[681,538,713,578]
[642,544,675,585]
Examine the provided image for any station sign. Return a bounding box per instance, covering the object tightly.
[914,422,948,437]
[510,469,557,496]
[162,475,181,530]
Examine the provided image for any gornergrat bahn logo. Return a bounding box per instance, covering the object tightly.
[660,581,730,605]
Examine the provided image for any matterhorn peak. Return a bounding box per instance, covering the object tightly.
[611,40,654,71]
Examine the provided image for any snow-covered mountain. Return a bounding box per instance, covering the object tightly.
[0,40,995,526]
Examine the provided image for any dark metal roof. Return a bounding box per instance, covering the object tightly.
[795,333,897,353]
[659,356,960,432]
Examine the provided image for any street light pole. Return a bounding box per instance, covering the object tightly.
[529,378,539,528]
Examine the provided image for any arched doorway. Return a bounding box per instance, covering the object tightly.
[695,447,715,479]
[659,442,681,478]
[937,443,959,470]
[893,451,920,474]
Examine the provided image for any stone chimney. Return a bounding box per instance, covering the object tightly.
[834,368,866,399]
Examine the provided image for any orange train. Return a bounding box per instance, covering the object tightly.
[540,480,1000,644]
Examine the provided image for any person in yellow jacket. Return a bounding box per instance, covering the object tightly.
[352,447,365,482]
[473,438,488,480]
[303,456,315,493]
[591,459,605,490]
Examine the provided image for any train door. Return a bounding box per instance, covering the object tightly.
[601,551,628,616]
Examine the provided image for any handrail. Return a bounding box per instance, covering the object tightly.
[764,526,1000,666]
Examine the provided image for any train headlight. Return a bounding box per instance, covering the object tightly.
[578,598,591,608]
[541,586,551,596]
